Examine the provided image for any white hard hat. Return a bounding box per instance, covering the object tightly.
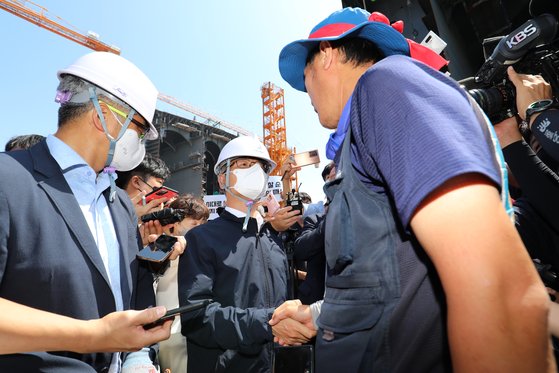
[57,52,159,140]
[214,136,276,175]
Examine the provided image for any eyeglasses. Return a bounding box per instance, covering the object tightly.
[231,158,271,174]
[100,100,150,139]
[138,177,158,192]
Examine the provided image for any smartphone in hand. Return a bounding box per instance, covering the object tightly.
[264,193,281,216]
[137,235,178,263]
[143,186,179,204]
[143,300,211,330]
[292,150,320,168]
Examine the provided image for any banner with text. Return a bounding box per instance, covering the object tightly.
[203,176,284,220]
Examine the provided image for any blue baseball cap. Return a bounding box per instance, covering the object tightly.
[279,8,410,92]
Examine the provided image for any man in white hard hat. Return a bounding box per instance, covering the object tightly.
[177,135,313,373]
[0,52,172,372]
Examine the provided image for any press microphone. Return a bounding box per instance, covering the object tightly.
[475,13,558,84]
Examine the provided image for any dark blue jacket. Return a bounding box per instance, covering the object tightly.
[293,213,326,304]
[179,210,288,373]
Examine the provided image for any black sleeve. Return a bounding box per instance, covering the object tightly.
[531,109,559,163]
[503,140,559,232]
[178,231,274,353]
[293,214,325,261]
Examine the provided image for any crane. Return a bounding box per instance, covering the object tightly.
[0,0,120,54]
[261,82,295,184]
[0,0,253,137]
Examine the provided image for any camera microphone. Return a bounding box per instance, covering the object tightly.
[475,14,558,85]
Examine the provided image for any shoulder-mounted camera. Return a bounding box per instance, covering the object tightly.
[465,13,559,123]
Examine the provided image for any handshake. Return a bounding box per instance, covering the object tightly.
[269,300,318,345]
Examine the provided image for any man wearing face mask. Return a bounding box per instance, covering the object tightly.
[0,52,170,372]
[178,136,311,373]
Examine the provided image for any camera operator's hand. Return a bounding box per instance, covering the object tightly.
[507,66,552,125]
[267,206,301,232]
[493,116,523,148]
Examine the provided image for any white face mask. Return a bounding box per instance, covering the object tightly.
[110,128,146,171]
[230,163,268,201]
[106,109,146,171]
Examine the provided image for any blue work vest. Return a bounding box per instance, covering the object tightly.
[316,125,451,373]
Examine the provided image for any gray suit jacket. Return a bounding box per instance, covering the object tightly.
[0,141,154,372]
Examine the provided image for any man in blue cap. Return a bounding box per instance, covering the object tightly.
[269,7,555,373]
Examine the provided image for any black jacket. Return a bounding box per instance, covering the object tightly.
[503,141,559,271]
[293,213,326,304]
[179,210,288,373]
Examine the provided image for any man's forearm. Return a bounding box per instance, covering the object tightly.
[0,298,170,354]
[411,179,554,372]
[446,279,551,372]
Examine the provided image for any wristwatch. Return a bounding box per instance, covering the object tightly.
[525,99,555,124]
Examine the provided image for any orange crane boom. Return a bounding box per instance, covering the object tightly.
[0,0,120,54]
[0,0,254,138]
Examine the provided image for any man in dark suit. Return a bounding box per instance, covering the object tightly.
[0,52,172,372]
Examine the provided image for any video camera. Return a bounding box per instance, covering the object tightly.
[286,189,303,214]
[467,13,559,123]
[140,208,186,226]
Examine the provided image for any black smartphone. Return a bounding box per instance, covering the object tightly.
[273,345,314,373]
[143,300,212,330]
[136,235,178,263]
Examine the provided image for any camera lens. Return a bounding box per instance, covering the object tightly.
[469,87,505,118]
[469,83,516,123]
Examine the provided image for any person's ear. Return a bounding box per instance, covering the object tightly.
[131,175,142,190]
[218,173,226,189]
[319,41,334,69]
[91,102,110,132]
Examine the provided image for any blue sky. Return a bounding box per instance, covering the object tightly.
[0,0,342,202]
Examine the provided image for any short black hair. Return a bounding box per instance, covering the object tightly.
[5,134,45,151]
[116,153,171,189]
[321,161,335,181]
[306,37,385,67]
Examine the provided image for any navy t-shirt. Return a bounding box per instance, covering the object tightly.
[340,55,502,371]
[347,54,501,228]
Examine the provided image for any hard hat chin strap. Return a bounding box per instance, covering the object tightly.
[89,86,134,202]
[223,159,256,233]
